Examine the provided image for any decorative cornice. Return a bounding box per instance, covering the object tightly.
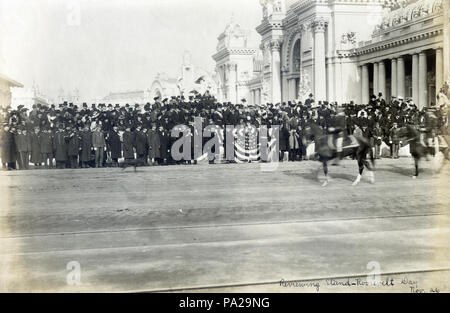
[212,48,256,61]
[373,0,443,35]
[354,27,443,56]
[256,19,284,36]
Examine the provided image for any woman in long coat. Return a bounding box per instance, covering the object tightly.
[147,124,160,164]
[1,126,16,169]
[30,127,42,167]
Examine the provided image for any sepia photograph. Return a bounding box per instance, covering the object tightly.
[0,0,449,300]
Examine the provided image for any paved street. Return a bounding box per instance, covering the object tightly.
[0,157,449,292]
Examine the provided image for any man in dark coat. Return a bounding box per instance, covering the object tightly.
[106,126,121,167]
[92,125,106,168]
[147,124,160,165]
[305,93,315,107]
[134,125,148,165]
[157,126,169,165]
[79,125,93,168]
[15,128,31,170]
[40,128,54,169]
[67,127,81,168]
[30,126,42,168]
[122,126,136,162]
[53,125,68,169]
[1,125,16,170]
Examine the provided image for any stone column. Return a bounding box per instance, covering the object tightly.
[373,62,379,96]
[391,59,397,97]
[312,17,327,102]
[397,56,405,98]
[418,51,428,109]
[270,40,282,104]
[227,62,237,104]
[287,79,294,100]
[436,48,443,94]
[361,64,369,104]
[378,60,386,99]
[412,53,419,105]
[281,67,289,102]
[443,0,449,81]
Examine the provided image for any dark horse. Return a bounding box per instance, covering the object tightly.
[397,125,448,178]
[304,123,375,186]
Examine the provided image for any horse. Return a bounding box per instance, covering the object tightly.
[304,123,375,186]
[397,125,448,178]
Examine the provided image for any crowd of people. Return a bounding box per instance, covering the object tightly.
[0,86,448,170]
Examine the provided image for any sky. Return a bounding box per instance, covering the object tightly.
[0,0,262,102]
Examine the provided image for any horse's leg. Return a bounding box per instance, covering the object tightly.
[352,151,366,186]
[322,160,329,187]
[363,158,375,184]
[352,157,363,186]
[412,156,419,178]
[363,146,375,184]
[315,162,322,180]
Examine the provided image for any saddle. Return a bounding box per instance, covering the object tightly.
[326,135,359,150]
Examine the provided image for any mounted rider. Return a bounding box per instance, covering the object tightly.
[328,106,347,163]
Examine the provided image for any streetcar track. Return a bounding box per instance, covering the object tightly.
[1,211,447,239]
[2,224,450,256]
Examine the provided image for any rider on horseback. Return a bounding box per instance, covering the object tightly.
[328,107,346,164]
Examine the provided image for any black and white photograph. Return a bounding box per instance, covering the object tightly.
[0,0,449,298]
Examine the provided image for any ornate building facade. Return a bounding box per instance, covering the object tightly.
[214,0,448,108]
[150,51,218,100]
[212,19,258,104]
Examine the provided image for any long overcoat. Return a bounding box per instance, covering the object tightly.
[80,130,93,162]
[1,131,16,163]
[106,130,122,159]
[67,132,81,157]
[147,129,160,159]
[135,131,148,155]
[53,131,68,161]
[122,131,135,159]
[30,132,43,163]
[40,132,54,154]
